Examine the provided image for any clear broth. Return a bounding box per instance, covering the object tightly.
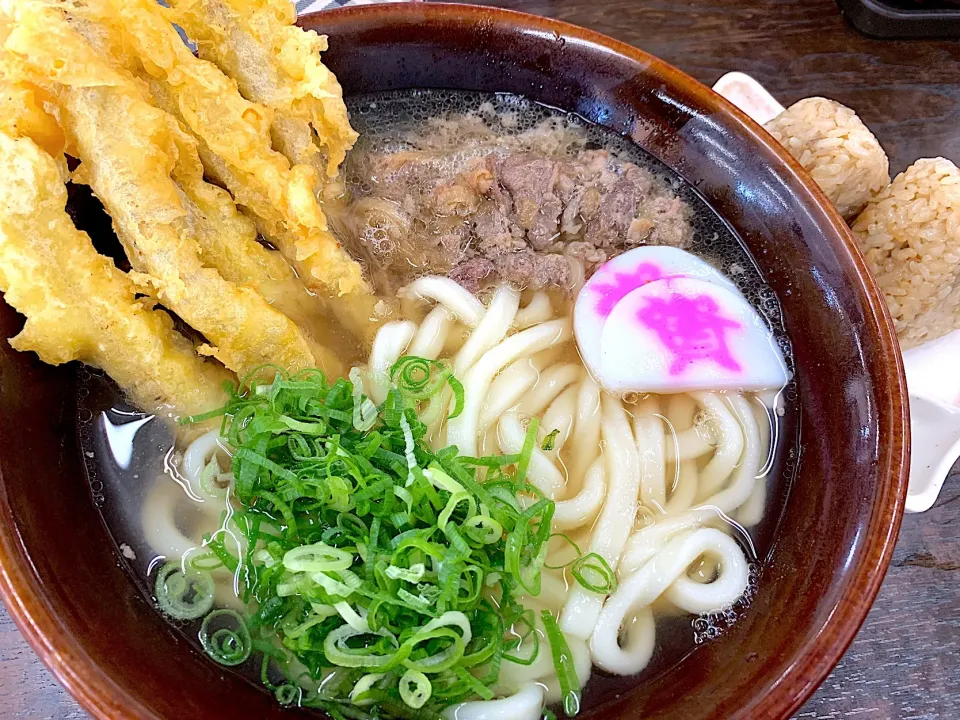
[77,89,800,717]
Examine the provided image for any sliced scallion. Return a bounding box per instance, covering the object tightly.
[199,609,252,666]
[154,562,214,620]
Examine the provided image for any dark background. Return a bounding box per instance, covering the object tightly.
[1,0,958,717]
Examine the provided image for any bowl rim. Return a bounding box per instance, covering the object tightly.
[0,3,909,719]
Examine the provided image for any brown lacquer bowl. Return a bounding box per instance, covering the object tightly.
[0,4,908,720]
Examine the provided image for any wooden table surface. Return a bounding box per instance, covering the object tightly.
[2,0,959,717]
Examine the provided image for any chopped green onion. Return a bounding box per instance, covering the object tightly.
[186,551,224,573]
[541,611,581,717]
[544,534,582,570]
[516,417,540,486]
[571,552,618,594]
[200,609,252,666]
[283,542,354,573]
[390,356,460,409]
[198,457,228,498]
[541,428,560,451]
[385,563,425,583]
[155,562,214,620]
[399,669,431,709]
[179,365,561,717]
[447,376,465,419]
[349,368,378,432]
[349,673,385,705]
[503,608,539,666]
[275,684,300,706]
[323,624,401,669]
[400,413,417,487]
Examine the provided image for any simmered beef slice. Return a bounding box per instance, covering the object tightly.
[449,257,495,293]
[473,198,525,258]
[350,144,692,295]
[363,152,445,204]
[493,252,573,292]
[582,163,655,247]
[496,154,564,250]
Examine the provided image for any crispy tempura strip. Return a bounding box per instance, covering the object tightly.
[92,0,369,298]
[20,2,343,343]
[166,0,357,179]
[168,128,319,317]
[0,131,230,417]
[0,81,65,164]
[2,2,339,378]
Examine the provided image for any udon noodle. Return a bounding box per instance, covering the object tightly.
[142,276,776,718]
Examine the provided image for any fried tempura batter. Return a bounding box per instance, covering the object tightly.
[0,81,65,163]
[0,130,229,417]
[166,0,357,180]
[87,0,369,298]
[2,1,338,378]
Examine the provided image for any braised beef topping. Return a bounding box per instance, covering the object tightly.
[339,119,693,294]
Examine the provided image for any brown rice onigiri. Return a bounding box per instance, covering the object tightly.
[852,157,960,350]
[765,97,890,220]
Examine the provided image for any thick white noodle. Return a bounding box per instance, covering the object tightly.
[736,397,774,526]
[494,626,591,704]
[478,359,540,431]
[664,535,750,614]
[590,528,748,674]
[560,394,640,640]
[181,430,221,487]
[553,458,606,530]
[692,393,745,500]
[142,480,206,559]
[701,394,763,514]
[664,426,716,461]
[446,319,571,456]
[565,377,601,494]
[514,292,553,329]
[666,394,697,428]
[367,320,416,404]
[497,411,565,499]
[453,285,521,374]
[407,305,453,360]
[665,460,699,513]
[663,393,717,462]
[634,401,666,512]
[515,363,582,418]
[180,430,231,505]
[442,684,544,720]
[618,394,761,576]
[500,629,555,684]
[402,276,485,326]
[516,570,570,614]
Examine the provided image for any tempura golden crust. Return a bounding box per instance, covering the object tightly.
[167,0,358,178]
[2,0,333,377]
[0,132,229,417]
[93,0,369,298]
[168,124,307,303]
[0,81,65,166]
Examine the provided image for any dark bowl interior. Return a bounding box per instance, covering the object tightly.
[0,4,908,720]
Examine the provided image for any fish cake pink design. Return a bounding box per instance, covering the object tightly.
[637,292,742,375]
[599,277,788,393]
[574,246,737,386]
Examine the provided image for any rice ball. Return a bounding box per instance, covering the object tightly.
[765,97,890,220]
[852,157,960,349]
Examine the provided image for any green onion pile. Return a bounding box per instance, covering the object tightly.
[158,361,603,719]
